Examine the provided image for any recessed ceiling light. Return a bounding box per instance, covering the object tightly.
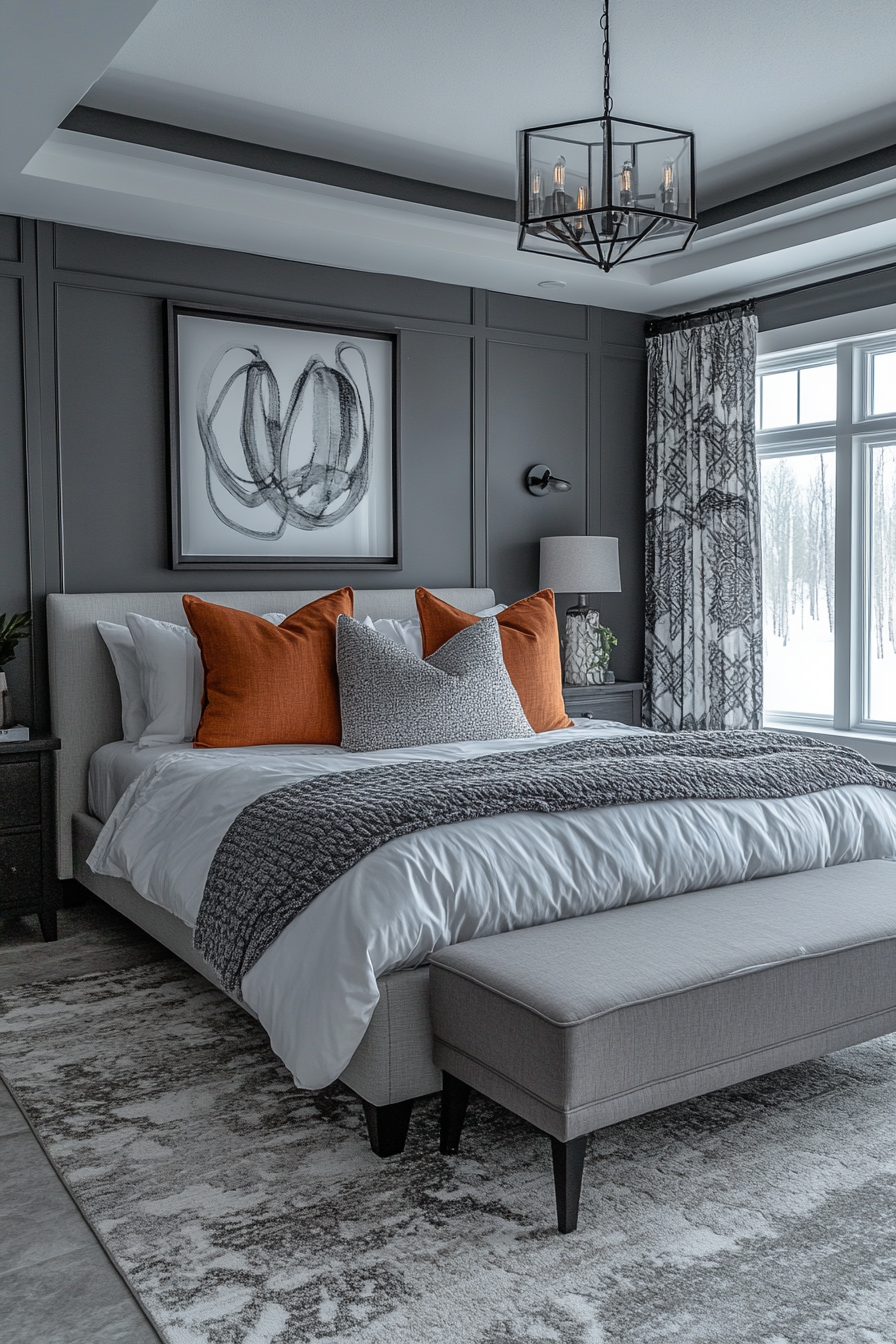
[538,280,567,288]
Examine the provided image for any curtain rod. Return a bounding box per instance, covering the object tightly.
[645,297,755,337]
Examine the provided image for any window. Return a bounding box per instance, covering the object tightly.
[758,361,836,429]
[756,337,896,735]
[760,448,835,718]
[866,440,896,723]
[869,351,896,417]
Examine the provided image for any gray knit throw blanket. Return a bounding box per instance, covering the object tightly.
[194,730,896,992]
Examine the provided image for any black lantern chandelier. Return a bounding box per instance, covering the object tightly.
[517,0,697,271]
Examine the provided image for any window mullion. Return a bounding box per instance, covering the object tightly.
[832,342,854,731]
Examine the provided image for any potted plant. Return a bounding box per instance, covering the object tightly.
[586,623,617,684]
[596,623,617,682]
[0,612,32,730]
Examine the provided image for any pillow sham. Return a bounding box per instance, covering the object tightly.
[337,614,534,752]
[96,621,149,742]
[361,606,507,660]
[184,588,353,748]
[125,613,205,746]
[416,587,571,733]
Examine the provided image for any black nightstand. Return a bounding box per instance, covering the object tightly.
[0,736,61,941]
[563,682,643,727]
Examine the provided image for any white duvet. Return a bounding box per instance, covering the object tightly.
[88,723,896,1089]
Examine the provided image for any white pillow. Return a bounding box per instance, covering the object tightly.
[96,621,149,742]
[363,616,424,658]
[362,605,507,660]
[126,613,204,746]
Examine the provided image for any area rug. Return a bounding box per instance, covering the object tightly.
[1,961,894,1344]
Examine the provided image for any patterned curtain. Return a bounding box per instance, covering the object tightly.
[643,309,762,732]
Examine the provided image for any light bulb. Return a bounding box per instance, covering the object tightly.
[531,168,543,218]
[659,157,677,214]
[572,185,588,239]
[551,155,568,216]
[617,157,638,237]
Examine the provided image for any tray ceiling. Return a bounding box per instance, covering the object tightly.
[5,0,896,313]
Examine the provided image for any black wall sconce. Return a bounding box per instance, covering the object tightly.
[526,464,572,496]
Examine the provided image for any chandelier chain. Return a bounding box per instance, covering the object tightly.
[601,0,613,118]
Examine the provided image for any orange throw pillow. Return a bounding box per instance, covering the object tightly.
[183,589,353,748]
[416,588,571,733]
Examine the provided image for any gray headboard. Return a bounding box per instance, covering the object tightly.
[46,587,494,878]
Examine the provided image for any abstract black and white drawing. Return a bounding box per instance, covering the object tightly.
[168,304,398,568]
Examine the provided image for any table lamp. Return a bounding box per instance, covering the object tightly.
[539,535,621,686]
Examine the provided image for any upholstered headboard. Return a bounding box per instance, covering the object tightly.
[46,587,494,878]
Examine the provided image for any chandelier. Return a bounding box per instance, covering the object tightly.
[517,0,697,272]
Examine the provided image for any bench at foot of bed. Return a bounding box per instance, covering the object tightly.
[430,861,896,1233]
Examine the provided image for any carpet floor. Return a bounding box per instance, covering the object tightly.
[0,958,894,1344]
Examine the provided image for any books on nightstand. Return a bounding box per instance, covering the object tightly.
[0,725,30,742]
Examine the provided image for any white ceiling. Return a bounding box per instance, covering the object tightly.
[5,0,896,313]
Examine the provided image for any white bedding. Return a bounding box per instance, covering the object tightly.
[88,740,340,823]
[89,741,193,823]
[88,724,896,1090]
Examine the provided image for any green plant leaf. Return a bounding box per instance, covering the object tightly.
[0,611,32,667]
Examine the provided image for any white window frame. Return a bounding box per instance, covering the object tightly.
[858,431,896,733]
[756,334,896,751]
[861,335,896,421]
[757,349,838,432]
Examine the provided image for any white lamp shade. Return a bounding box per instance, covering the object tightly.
[539,535,621,594]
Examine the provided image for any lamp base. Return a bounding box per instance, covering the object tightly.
[564,604,605,687]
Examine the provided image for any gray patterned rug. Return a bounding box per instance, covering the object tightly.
[1,960,894,1344]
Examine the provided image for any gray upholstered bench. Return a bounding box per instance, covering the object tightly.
[429,861,896,1233]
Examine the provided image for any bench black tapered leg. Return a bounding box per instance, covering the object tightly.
[440,1072,472,1154]
[550,1134,587,1234]
[360,1098,414,1157]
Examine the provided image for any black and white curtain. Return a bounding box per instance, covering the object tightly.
[643,308,762,732]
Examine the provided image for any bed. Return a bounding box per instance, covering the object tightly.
[47,588,896,1157]
[49,588,502,1151]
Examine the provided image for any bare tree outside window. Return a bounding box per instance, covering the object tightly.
[759,452,835,716]
[869,443,896,721]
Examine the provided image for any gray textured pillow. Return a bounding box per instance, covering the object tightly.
[337,614,535,752]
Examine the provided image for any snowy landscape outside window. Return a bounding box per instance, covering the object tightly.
[867,441,896,723]
[760,447,835,717]
[756,338,896,735]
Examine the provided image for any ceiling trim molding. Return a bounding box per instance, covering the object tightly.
[700,141,896,228]
[61,104,517,222]
[62,105,896,242]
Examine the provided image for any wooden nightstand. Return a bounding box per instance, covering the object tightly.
[563,682,643,727]
[0,736,61,941]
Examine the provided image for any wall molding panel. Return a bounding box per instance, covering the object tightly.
[0,215,648,730]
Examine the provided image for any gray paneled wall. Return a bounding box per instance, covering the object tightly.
[0,215,649,727]
[0,270,31,725]
[486,342,588,604]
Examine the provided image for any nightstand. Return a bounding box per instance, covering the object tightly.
[0,736,61,941]
[563,682,643,727]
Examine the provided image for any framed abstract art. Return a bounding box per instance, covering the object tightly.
[167,302,400,568]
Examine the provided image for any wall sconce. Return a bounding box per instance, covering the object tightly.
[526,464,572,496]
